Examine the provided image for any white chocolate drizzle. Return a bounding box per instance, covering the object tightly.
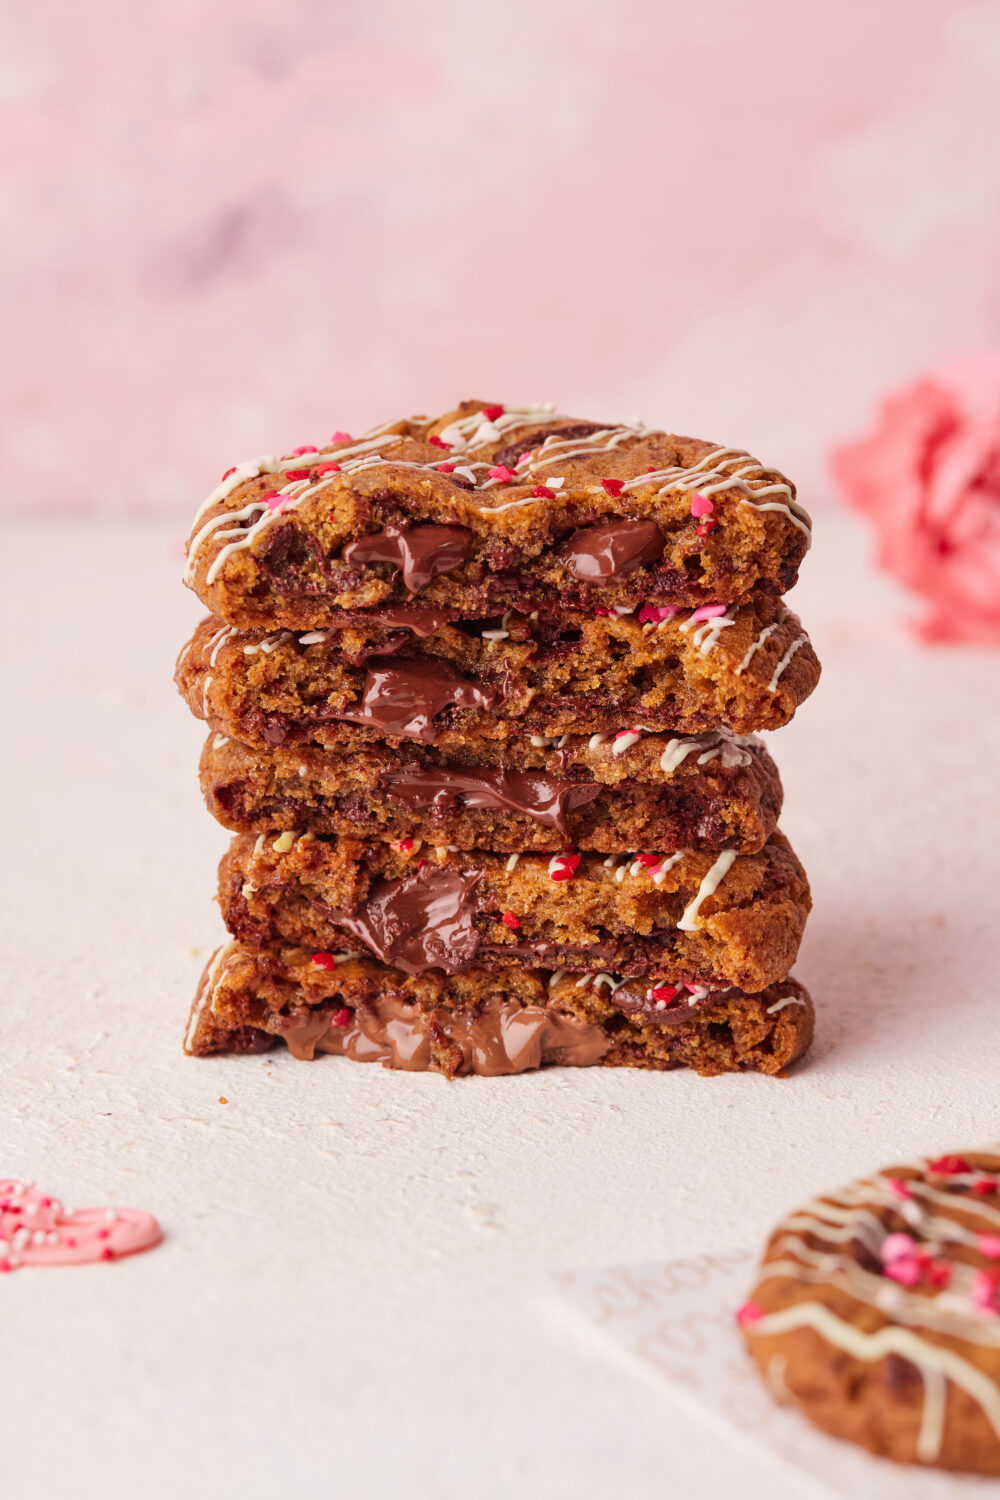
[677,849,736,931]
[768,633,807,693]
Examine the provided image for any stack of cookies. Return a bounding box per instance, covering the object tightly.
[177,401,820,1079]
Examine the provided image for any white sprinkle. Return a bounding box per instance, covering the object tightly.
[298,631,327,646]
[481,629,509,641]
[505,854,520,872]
[272,831,296,853]
[548,969,568,989]
[588,732,611,750]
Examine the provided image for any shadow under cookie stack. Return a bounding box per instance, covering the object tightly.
[177,401,820,1079]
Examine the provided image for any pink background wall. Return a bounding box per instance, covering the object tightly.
[3,0,999,516]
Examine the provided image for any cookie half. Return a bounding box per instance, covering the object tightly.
[182,401,812,628]
[185,941,814,1079]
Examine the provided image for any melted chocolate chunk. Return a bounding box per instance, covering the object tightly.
[382,765,602,834]
[333,657,500,742]
[561,520,664,582]
[351,603,455,636]
[612,986,720,1028]
[342,523,473,593]
[332,863,483,976]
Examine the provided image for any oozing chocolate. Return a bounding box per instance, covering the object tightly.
[331,862,483,976]
[382,764,602,834]
[560,520,664,581]
[333,657,500,742]
[342,523,473,593]
[281,994,611,1074]
[352,603,455,636]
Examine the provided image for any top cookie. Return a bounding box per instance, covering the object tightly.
[183,401,812,629]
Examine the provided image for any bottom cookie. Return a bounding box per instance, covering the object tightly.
[739,1150,1000,1474]
[184,942,813,1078]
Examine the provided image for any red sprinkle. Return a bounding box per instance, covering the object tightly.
[601,479,625,497]
[331,1007,352,1028]
[292,445,319,455]
[650,985,678,1004]
[928,1155,971,1176]
[391,838,415,853]
[331,430,352,442]
[261,490,285,512]
[532,485,556,499]
[638,602,678,625]
[927,1261,953,1289]
[428,435,451,449]
[434,462,456,473]
[316,461,342,476]
[635,853,661,868]
[973,1179,998,1196]
[101,1247,115,1262]
[887,1177,914,1200]
[311,952,337,971]
[501,912,520,930]
[488,465,517,482]
[221,466,237,481]
[96,1228,109,1240]
[284,469,310,481]
[0,1259,10,1273]
[417,859,427,870]
[549,853,581,882]
[593,607,614,617]
[696,518,718,537]
[483,404,505,421]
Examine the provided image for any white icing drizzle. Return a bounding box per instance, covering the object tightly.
[767,633,807,693]
[679,607,737,655]
[677,850,736,931]
[623,445,812,543]
[659,730,757,775]
[766,995,805,1015]
[749,1156,1000,1463]
[735,623,778,677]
[611,731,641,756]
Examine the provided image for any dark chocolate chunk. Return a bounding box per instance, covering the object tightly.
[561,520,664,582]
[342,524,473,593]
[332,863,483,976]
[382,764,601,834]
[333,657,500,742]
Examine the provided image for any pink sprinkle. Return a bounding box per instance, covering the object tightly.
[637,603,679,625]
[95,1228,109,1240]
[687,603,727,624]
[331,430,352,442]
[880,1233,917,1264]
[927,1261,953,1289]
[887,1177,914,1200]
[736,1301,764,1327]
[885,1255,923,1287]
[593,607,614,617]
[331,1008,352,1029]
[316,461,342,476]
[684,984,701,994]
[978,1235,1000,1260]
[488,465,517,482]
[435,463,456,473]
[696,518,718,537]
[690,492,713,517]
[292,445,319,455]
[970,1271,1000,1313]
[262,490,287,513]
[518,452,532,465]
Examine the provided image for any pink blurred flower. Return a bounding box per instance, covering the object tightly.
[832,352,1000,644]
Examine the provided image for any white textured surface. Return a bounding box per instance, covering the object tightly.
[2,514,998,1499]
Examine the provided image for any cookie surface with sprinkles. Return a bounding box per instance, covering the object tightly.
[740,1150,1000,1474]
[182,401,812,628]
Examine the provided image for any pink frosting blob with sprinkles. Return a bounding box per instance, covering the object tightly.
[0,1180,162,1271]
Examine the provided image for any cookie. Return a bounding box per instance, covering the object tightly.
[199,729,783,854]
[182,401,812,629]
[185,941,814,1078]
[176,598,819,747]
[218,829,810,992]
[739,1151,1000,1473]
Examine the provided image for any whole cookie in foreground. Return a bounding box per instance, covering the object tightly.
[739,1151,1000,1474]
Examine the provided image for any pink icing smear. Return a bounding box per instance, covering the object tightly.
[0,1180,162,1271]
